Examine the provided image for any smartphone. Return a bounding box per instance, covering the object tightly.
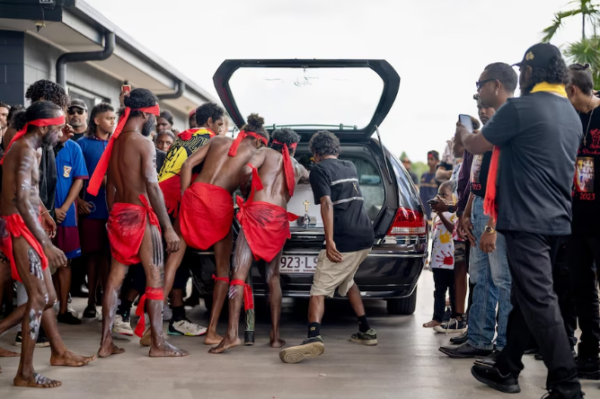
[122,85,132,94]
[459,114,474,133]
[427,199,439,205]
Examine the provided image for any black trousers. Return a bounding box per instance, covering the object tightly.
[567,234,600,359]
[495,232,580,397]
[432,268,455,322]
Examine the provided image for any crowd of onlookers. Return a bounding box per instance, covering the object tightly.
[0,82,208,344]
[399,43,599,399]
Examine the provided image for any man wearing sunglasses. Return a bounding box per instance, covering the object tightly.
[67,99,88,142]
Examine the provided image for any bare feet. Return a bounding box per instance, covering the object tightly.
[423,320,441,328]
[149,342,189,357]
[270,331,285,348]
[204,331,223,346]
[50,350,97,367]
[208,335,241,354]
[0,346,19,357]
[98,344,125,358]
[14,372,61,388]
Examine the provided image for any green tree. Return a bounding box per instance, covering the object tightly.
[542,1,600,89]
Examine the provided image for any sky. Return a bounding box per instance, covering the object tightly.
[86,0,583,162]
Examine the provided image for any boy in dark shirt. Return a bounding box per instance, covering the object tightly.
[280,131,376,364]
[420,151,440,221]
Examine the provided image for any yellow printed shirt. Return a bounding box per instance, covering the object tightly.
[158,128,214,182]
[430,211,456,270]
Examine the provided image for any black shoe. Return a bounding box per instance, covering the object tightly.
[83,304,97,318]
[434,317,467,334]
[57,311,82,325]
[535,350,577,362]
[279,336,325,364]
[474,349,502,368]
[471,364,521,394]
[350,328,378,346]
[576,356,600,380]
[524,347,539,355]
[450,330,468,345]
[14,331,50,348]
[540,390,585,399]
[442,307,452,322]
[439,342,493,359]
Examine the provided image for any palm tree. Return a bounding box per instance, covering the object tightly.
[543,1,600,89]
[542,0,600,42]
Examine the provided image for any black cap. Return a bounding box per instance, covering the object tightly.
[513,43,563,68]
[68,99,88,111]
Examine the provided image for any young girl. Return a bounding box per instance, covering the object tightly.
[423,180,458,328]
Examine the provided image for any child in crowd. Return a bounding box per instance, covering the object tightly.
[423,180,457,328]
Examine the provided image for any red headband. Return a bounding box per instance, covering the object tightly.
[1,116,66,165]
[271,139,297,196]
[228,130,268,157]
[87,105,160,196]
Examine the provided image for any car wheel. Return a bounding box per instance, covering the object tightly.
[387,287,417,315]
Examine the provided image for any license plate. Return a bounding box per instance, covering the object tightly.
[279,255,319,274]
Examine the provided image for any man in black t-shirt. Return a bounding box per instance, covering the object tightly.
[459,44,583,398]
[566,63,600,379]
[279,131,376,364]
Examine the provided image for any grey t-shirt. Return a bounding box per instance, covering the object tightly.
[482,92,582,235]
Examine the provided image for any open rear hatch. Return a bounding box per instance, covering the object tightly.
[213,59,400,142]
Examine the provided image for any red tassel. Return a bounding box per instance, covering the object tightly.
[134,287,164,337]
[483,146,501,222]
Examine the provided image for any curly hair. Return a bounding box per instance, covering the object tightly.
[7,104,25,125]
[9,108,27,131]
[121,88,158,117]
[159,110,174,126]
[87,102,114,137]
[25,80,69,109]
[524,56,570,94]
[240,113,269,142]
[195,102,225,126]
[308,131,340,157]
[271,128,300,154]
[569,63,594,95]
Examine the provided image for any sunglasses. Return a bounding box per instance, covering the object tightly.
[68,108,85,115]
[476,79,496,90]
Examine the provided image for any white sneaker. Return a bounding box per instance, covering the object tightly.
[168,319,207,336]
[67,304,79,318]
[113,315,134,336]
[163,304,173,322]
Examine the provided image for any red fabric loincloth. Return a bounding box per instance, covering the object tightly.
[0,214,49,282]
[179,182,234,250]
[158,173,199,218]
[106,195,161,266]
[236,164,298,262]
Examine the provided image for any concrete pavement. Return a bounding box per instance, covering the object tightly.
[0,273,597,399]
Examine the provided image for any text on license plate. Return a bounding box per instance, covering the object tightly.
[279,255,319,273]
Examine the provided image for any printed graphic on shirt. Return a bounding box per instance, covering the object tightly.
[470,154,483,191]
[575,157,594,193]
[63,165,72,178]
[590,128,600,150]
[430,212,456,270]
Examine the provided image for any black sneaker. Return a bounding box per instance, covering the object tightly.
[350,328,377,346]
[474,349,502,368]
[57,311,82,325]
[83,304,97,318]
[439,342,493,359]
[471,364,521,394]
[576,356,600,380]
[540,390,585,399]
[535,350,577,362]
[450,330,468,345]
[14,331,50,348]
[442,307,452,322]
[434,317,467,334]
[279,336,325,364]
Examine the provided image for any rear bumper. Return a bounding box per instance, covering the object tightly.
[186,248,426,300]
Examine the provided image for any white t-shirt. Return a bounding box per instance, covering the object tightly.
[430,211,456,270]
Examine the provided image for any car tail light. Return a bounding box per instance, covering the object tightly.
[387,207,426,236]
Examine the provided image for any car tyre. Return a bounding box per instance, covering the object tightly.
[387,287,417,315]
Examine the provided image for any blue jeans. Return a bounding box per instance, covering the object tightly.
[468,196,512,350]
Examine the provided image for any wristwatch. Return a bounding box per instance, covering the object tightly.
[447,205,456,213]
[484,226,496,234]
